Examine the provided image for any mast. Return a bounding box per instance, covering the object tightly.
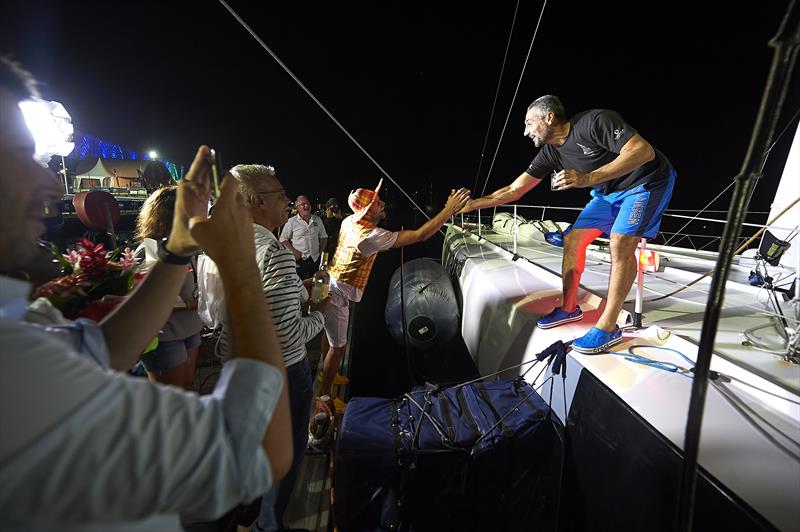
[676,2,800,530]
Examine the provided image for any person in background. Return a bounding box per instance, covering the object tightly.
[320,180,470,413]
[320,197,343,256]
[461,95,675,353]
[0,55,291,531]
[199,164,327,532]
[134,185,204,390]
[281,194,327,279]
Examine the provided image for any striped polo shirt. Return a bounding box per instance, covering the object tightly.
[219,224,324,367]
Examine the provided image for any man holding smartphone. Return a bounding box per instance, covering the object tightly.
[462,95,676,353]
[0,56,291,530]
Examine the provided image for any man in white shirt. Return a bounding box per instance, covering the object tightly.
[281,194,328,279]
[0,56,291,531]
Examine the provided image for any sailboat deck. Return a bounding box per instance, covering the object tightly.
[443,224,800,531]
[448,224,799,393]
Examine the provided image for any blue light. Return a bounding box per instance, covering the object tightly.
[69,134,178,171]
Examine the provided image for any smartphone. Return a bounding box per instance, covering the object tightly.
[207,148,224,197]
[550,170,558,191]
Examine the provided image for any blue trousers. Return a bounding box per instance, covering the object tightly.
[257,357,314,531]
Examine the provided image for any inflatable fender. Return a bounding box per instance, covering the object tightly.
[385,258,459,351]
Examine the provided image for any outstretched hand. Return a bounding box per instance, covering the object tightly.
[166,146,213,256]
[190,167,255,270]
[444,188,471,215]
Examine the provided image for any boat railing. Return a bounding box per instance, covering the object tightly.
[455,204,775,254]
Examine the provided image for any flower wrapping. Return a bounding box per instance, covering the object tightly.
[33,239,142,321]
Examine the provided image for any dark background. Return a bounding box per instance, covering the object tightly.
[2,1,798,217]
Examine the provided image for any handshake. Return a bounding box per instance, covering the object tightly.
[445,187,472,216]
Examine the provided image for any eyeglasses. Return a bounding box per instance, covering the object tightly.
[255,188,287,198]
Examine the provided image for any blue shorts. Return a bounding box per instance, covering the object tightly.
[140,332,202,373]
[573,170,676,239]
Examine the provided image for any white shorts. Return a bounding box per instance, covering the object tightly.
[324,287,351,348]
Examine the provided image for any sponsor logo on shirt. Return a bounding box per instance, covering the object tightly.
[576,143,598,156]
[614,128,625,140]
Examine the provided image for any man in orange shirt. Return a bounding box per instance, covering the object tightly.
[320,180,469,411]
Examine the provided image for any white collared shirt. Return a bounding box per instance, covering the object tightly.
[0,275,283,531]
[279,214,328,262]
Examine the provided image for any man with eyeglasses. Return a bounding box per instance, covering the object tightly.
[0,57,292,530]
[197,165,327,532]
[281,194,328,280]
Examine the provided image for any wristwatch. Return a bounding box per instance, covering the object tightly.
[157,238,192,265]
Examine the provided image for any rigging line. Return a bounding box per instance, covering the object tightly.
[472,0,522,194]
[726,372,800,406]
[633,194,800,304]
[663,181,736,246]
[667,106,800,247]
[744,106,800,209]
[217,0,431,221]
[711,380,800,462]
[479,0,551,198]
[662,212,797,229]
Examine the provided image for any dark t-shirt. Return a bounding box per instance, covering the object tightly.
[322,215,342,254]
[526,109,673,193]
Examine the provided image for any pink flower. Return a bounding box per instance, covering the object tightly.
[119,247,138,270]
[64,250,82,270]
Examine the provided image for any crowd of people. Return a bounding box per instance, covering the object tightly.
[0,54,674,530]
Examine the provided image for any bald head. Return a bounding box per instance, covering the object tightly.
[295,195,312,220]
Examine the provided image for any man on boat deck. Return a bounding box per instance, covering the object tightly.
[321,180,470,410]
[462,95,676,353]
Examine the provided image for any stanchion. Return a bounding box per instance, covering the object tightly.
[513,204,518,254]
[633,237,647,328]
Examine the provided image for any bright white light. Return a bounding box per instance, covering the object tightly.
[148,150,158,159]
[18,99,74,164]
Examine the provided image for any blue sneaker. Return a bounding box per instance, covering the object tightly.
[571,326,623,354]
[537,306,583,329]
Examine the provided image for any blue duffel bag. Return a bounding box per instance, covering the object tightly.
[335,379,562,532]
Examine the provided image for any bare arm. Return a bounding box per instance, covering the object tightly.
[461,171,541,213]
[101,147,212,371]
[393,188,470,248]
[319,238,327,255]
[553,133,655,189]
[101,263,188,371]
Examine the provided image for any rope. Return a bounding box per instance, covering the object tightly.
[744,107,800,212]
[217,0,432,221]
[662,181,736,246]
[479,0,551,197]
[472,0,521,194]
[634,194,800,303]
[666,106,799,247]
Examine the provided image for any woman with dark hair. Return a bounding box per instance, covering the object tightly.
[134,185,204,389]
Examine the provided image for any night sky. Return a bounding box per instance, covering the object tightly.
[2,1,798,216]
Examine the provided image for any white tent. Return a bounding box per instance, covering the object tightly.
[73,158,147,190]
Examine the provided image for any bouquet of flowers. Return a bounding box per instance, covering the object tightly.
[33,239,141,321]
